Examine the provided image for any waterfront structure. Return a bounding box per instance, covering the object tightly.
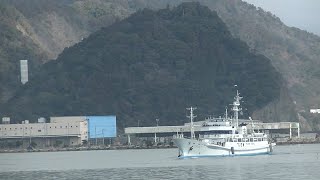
[0,116,116,148]
[125,121,300,146]
[0,117,88,148]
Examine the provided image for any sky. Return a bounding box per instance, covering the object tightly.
[243,0,320,36]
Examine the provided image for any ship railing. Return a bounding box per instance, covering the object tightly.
[226,137,268,142]
[199,134,223,138]
[173,134,184,139]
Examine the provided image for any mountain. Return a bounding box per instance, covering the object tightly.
[1,0,319,130]
[0,3,47,103]
[198,0,320,131]
[0,0,136,103]
[1,3,283,130]
[112,0,320,131]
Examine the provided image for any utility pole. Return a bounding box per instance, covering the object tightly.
[95,126,97,146]
[102,129,105,146]
[154,119,160,143]
[67,123,69,146]
[29,128,31,144]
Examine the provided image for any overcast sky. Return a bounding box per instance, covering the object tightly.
[243,0,320,36]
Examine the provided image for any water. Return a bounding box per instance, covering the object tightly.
[0,144,320,180]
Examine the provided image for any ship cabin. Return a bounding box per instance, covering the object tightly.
[198,118,235,139]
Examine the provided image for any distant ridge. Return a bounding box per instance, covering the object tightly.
[1,2,282,129]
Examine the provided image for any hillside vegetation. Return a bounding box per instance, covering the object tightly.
[1,0,318,130]
[0,3,46,102]
[1,3,282,129]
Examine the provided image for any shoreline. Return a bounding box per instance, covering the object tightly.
[1,141,320,153]
[0,145,177,153]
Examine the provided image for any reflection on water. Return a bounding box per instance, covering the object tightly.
[0,144,320,180]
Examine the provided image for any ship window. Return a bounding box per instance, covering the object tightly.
[250,138,253,142]
[38,130,41,132]
[238,138,241,142]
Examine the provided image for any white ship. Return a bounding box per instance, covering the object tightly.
[173,90,275,158]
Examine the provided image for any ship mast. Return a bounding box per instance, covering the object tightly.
[232,90,242,128]
[187,107,197,139]
[225,107,228,120]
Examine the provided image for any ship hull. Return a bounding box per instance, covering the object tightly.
[173,138,275,158]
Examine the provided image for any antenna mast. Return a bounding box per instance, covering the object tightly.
[225,107,228,120]
[187,107,197,139]
[232,90,242,128]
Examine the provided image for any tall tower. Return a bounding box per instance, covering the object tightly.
[20,60,28,84]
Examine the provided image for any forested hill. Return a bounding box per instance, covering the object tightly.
[1,3,282,129]
[0,4,47,103]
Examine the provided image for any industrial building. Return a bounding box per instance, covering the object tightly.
[0,116,116,149]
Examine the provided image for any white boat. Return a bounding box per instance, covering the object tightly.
[173,90,275,158]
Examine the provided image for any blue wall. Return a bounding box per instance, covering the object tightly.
[87,116,117,138]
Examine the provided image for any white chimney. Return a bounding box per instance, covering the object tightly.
[20,60,28,84]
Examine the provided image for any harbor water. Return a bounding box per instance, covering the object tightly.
[0,144,319,180]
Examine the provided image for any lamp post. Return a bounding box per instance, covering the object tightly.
[102,129,105,146]
[154,119,160,143]
[95,126,97,146]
